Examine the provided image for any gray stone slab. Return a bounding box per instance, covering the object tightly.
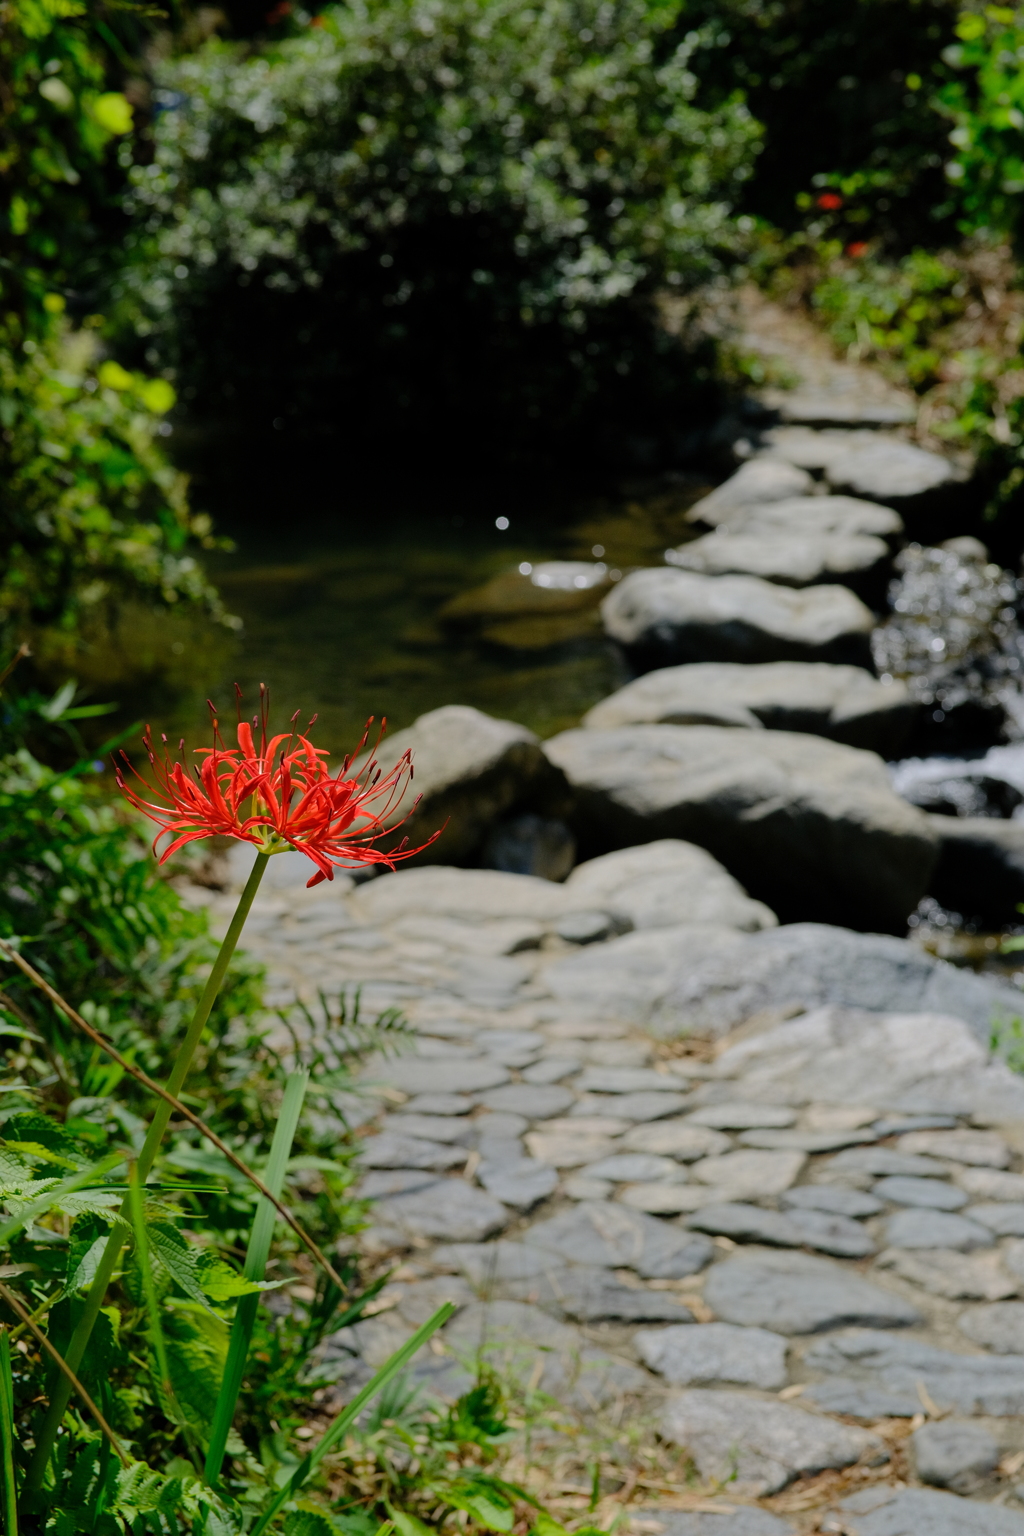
[802,1381,920,1418]
[500,1266,695,1323]
[574,1091,691,1121]
[967,1204,1024,1237]
[898,1128,1012,1168]
[522,1200,714,1279]
[477,1084,575,1118]
[356,1169,439,1199]
[372,1177,508,1242]
[879,1247,1019,1301]
[738,1128,878,1153]
[660,1389,879,1496]
[824,436,967,513]
[689,1203,805,1247]
[782,1186,884,1218]
[636,1321,787,1389]
[623,1121,732,1160]
[883,1208,993,1251]
[665,523,891,596]
[872,1114,958,1134]
[685,458,815,525]
[575,1067,684,1094]
[477,1157,557,1210]
[830,1147,949,1178]
[632,1511,796,1536]
[804,1328,1024,1415]
[958,1301,1024,1353]
[690,1150,805,1197]
[583,1153,684,1183]
[359,1133,467,1171]
[688,1102,796,1130]
[783,1207,876,1259]
[912,1419,999,1490]
[836,1485,1024,1535]
[874,1176,968,1210]
[958,1169,1024,1202]
[381,1113,475,1144]
[521,1057,581,1085]
[399,1093,475,1115]
[562,839,776,934]
[433,1240,554,1285]
[704,1250,921,1334]
[372,1057,510,1095]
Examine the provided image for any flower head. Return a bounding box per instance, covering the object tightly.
[846,240,870,258]
[115,688,437,887]
[816,192,843,210]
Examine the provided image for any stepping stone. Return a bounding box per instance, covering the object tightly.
[782,1207,876,1259]
[688,1203,873,1258]
[690,1150,806,1198]
[373,1057,510,1095]
[443,1300,647,1409]
[599,568,875,670]
[618,1183,722,1214]
[782,1185,884,1218]
[351,864,569,925]
[477,1157,557,1210]
[356,1169,439,1199]
[704,1250,921,1334]
[399,1093,475,1115]
[633,1511,796,1536]
[575,1067,686,1094]
[499,1266,695,1323]
[827,1147,950,1179]
[583,1153,684,1183]
[687,1102,796,1130]
[897,1128,1012,1168]
[823,436,968,523]
[834,1485,1024,1535]
[623,1122,732,1160]
[959,1300,1024,1353]
[477,1084,575,1118]
[371,1177,509,1243]
[573,1090,691,1121]
[686,458,815,526]
[380,1114,475,1144]
[882,1208,993,1251]
[635,1321,787,1389]
[524,1129,619,1167]
[660,1388,880,1496]
[873,1176,968,1210]
[359,1133,467,1170]
[802,1381,920,1419]
[665,524,892,599]
[911,1419,999,1491]
[878,1246,1018,1301]
[521,1057,580,1084]
[738,1128,877,1153]
[957,1168,1024,1202]
[433,1241,553,1284]
[966,1203,1024,1237]
[583,660,914,757]
[522,1200,714,1279]
[561,839,777,934]
[804,1328,1024,1415]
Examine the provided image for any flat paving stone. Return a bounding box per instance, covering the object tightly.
[828,1147,949,1178]
[524,1130,620,1167]
[583,1153,685,1183]
[660,1389,880,1496]
[804,1328,1024,1415]
[705,1249,921,1333]
[957,1168,1024,1202]
[359,1132,468,1170]
[883,1208,993,1251]
[374,1058,511,1095]
[878,1246,1019,1301]
[958,1300,1024,1353]
[782,1186,884,1218]
[633,1512,796,1536]
[802,1381,920,1418]
[575,1067,682,1093]
[573,1091,691,1121]
[356,1169,438,1199]
[911,1419,999,1490]
[477,1157,557,1210]
[784,1207,877,1258]
[477,1084,575,1118]
[690,1150,806,1197]
[687,1102,797,1130]
[380,1114,475,1144]
[372,1177,509,1242]
[896,1129,1012,1168]
[499,1266,695,1323]
[522,1200,714,1278]
[689,1203,805,1246]
[433,1240,553,1284]
[399,1094,475,1116]
[967,1203,1024,1236]
[834,1484,1024,1535]
[738,1128,878,1153]
[521,1057,581,1084]
[873,1176,968,1210]
[635,1321,787,1389]
[623,1122,732,1160]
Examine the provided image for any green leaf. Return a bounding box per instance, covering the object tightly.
[145,1220,282,1308]
[387,1506,434,1536]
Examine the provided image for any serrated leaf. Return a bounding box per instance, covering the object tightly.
[145,1221,280,1309]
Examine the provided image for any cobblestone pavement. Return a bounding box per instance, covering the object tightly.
[192,856,1024,1536]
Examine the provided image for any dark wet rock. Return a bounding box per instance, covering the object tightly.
[522,1200,714,1279]
[782,1186,884,1219]
[804,1328,1024,1415]
[660,1389,880,1496]
[561,839,776,933]
[912,1419,1000,1491]
[873,1176,968,1210]
[542,726,936,932]
[600,568,875,671]
[929,817,1024,924]
[704,1250,921,1334]
[370,1177,508,1243]
[882,1208,993,1251]
[480,813,576,881]
[635,1320,787,1389]
[583,661,916,757]
[958,1300,1024,1353]
[835,1485,1024,1535]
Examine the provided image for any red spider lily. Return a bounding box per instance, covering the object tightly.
[115,691,438,888]
[846,241,870,258]
[816,192,843,210]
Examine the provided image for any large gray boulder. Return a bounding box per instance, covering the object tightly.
[543,724,937,930]
[562,839,776,932]
[601,568,875,671]
[582,661,916,757]
[927,815,1024,924]
[358,705,557,865]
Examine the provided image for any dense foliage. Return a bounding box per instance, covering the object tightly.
[116,0,761,463]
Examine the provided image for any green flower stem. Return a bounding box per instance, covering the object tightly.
[0,1329,17,1536]
[24,850,270,1495]
[205,1066,310,1485]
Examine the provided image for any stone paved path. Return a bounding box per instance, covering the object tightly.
[193,854,1024,1535]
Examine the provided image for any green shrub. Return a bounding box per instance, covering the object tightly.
[937,7,1024,241]
[116,0,761,461]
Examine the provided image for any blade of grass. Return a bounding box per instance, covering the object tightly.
[0,1328,17,1536]
[250,1303,456,1536]
[205,1067,310,1484]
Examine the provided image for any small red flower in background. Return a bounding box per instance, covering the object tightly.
[265,1,290,22]
[846,241,870,258]
[816,192,843,210]
[115,689,438,887]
